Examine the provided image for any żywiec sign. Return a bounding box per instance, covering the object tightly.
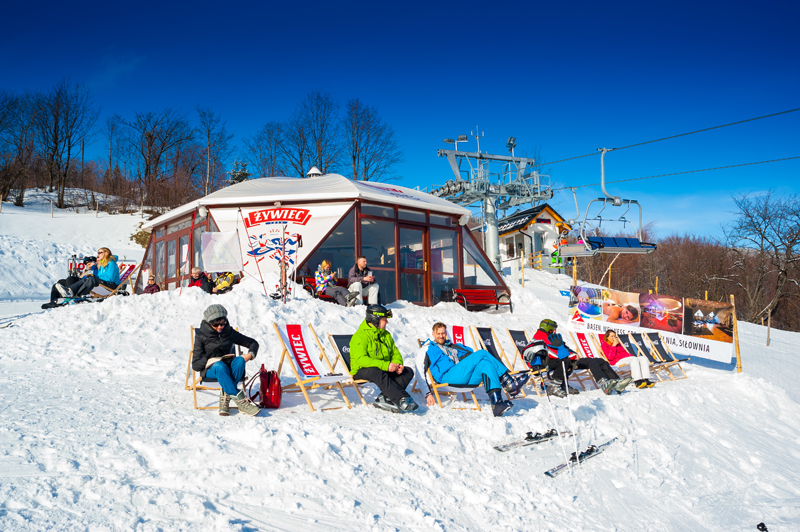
[244,208,312,228]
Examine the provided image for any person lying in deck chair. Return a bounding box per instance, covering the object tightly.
[56,247,120,298]
[600,329,654,389]
[420,322,530,417]
[526,319,632,397]
[43,256,95,308]
[349,305,418,413]
[191,304,261,417]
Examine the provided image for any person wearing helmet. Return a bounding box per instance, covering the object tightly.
[43,256,96,309]
[348,305,417,413]
[418,322,529,417]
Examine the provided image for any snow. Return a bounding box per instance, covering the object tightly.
[1,194,799,531]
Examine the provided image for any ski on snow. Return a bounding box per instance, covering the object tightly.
[494,429,575,452]
[544,435,624,477]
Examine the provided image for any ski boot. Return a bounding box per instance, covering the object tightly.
[373,394,402,414]
[614,377,633,393]
[489,390,514,417]
[598,378,616,395]
[500,372,530,397]
[399,396,419,412]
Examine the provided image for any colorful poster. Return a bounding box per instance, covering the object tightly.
[567,285,734,363]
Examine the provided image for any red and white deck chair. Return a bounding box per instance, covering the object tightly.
[89,263,139,299]
[273,323,363,412]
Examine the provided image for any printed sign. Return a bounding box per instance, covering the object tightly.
[286,324,320,377]
[201,231,244,272]
[452,326,465,345]
[244,207,312,228]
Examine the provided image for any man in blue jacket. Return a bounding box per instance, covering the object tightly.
[418,322,530,417]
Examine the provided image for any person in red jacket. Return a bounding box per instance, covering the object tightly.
[188,267,214,293]
[600,330,654,389]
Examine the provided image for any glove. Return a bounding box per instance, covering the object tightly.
[546,332,564,348]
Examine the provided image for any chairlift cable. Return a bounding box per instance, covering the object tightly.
[528,107,800,169]
[554,155,800,191]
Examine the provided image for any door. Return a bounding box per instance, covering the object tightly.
[164,227,193,289]
[398,225,428,305]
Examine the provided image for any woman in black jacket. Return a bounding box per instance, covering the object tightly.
[192,304,261,416]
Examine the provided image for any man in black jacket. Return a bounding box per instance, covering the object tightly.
[192,304,261,416]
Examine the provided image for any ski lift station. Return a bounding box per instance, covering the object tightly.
[136,172,509,306]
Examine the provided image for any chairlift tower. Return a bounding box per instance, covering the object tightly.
[430,129,553,270]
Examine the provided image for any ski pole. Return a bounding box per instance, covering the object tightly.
[563,359,581,469]
[539,371,571,472]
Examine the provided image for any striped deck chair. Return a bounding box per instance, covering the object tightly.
[89,263,139,298]
[644,332,689,380]
[505,328,546,397]
[414,339,481,411]
[184,326,246,411]
[472,326,528,399]
[273,323,363,412]
[625,332,673,382]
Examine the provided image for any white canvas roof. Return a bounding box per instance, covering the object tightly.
[143,174,471,231]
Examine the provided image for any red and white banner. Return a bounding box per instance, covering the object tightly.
[244,207,312,228]
[286,324,320,377]
[452,325,465,345]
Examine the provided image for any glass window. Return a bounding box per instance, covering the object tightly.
[155,240,165,285]
[304,210,356,279]
[167,218,192,235]
[432,273,457,304]
[462,227,503,286]
[400,272,424,303]
[208,216,219,232]
[430,214,454,226]
[361,218,395,267]
[399,227,424,270]
[398,209,426,223]
[430,228,458,274]
[167,240,176,279]
[179,234,190,275]
[361,203,394,218]
[193,226,204,272]
[154,227,165,239]
[371,269,396,304]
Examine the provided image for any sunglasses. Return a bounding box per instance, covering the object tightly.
[210,318,227,328]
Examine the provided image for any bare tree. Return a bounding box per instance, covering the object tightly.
[724,191,800,322]
[0,91,38,204]
[301,90,341,174]
[117,108,196,207]
[343,98,403,182]
[33,78,99,207]
[196,105,233,195]
[242,121,284,177]
[280,106,309,178]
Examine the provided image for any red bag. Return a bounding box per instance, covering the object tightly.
[247,364,282,409]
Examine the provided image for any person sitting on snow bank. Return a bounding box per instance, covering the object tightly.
[56,247,120,298]
[213,272,235,294]
[142,274,160,294]
[419,322,529,417]
[188,267,214,293]
[191,304,261,417]
[349,305,418,413]
[43,256,95,309]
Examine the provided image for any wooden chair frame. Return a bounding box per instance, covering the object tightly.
[185,326,245,411]
[504,328,549,397]
[624,332,673,382]
[89,263,140,299]
[273,322,364,412]
[644,332,689,380]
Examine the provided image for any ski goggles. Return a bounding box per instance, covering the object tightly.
[371,309,393,319]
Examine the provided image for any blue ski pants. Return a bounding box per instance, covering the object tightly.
[206,356,246,396]
[439,350,508,393]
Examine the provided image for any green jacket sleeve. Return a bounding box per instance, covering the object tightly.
[349,334,391,373]
[389,337,404,365]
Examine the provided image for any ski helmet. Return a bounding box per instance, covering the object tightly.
[539,319,558,334]
[365,305,392,327]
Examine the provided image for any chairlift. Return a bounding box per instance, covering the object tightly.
[559,148,657,258]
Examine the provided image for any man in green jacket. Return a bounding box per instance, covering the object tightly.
[349,305,418,413]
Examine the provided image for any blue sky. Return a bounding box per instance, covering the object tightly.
[2,1,797,238]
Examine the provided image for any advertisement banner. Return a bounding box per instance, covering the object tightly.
[201,231,244,272]
[567,286,734,363]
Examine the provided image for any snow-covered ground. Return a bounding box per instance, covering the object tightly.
[1,195,799,531]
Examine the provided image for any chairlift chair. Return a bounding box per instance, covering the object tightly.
[559,148,657,258]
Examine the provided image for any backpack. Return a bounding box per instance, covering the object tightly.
[247,364,282,409]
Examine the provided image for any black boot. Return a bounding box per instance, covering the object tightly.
[489,389,513,417]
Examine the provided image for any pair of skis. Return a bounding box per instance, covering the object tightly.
[493,429,573,452]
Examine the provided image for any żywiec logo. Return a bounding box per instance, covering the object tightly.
[244,208,312,228]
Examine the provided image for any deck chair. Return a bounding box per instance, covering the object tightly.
[411,325,478,393]
[89,263,139,298]
[505,328,547,397]
[327,333,377,397]
[472,326,528,398]
[273,323,363,412]
[625,332,673,382]
[644,332,689,380]
[585,333,634,381]
[305,329,367,406]
[184,326,246,411]
[413,338,482,410]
